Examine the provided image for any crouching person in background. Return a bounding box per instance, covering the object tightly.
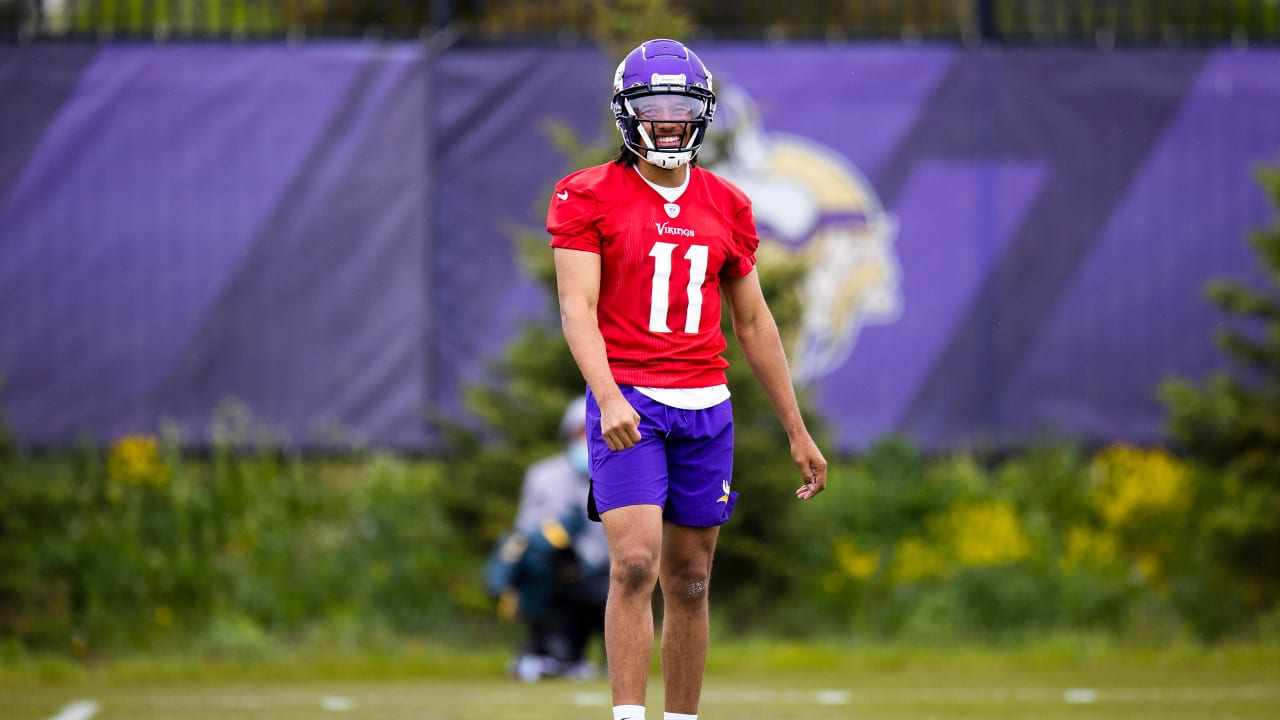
[485,396,610,681]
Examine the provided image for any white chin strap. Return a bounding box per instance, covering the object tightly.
[641,148,693,169]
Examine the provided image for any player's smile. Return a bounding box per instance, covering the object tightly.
[646,121,688,149]
[656,132,684,148]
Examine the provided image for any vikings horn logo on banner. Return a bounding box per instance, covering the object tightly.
[705,86,902,383]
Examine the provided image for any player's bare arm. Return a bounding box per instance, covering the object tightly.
[722,268,828,500]
[553,247,642,451]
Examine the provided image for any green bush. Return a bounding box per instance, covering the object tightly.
[777,439,1269,643]
[2,431,1273,656]
[0,411,487,657]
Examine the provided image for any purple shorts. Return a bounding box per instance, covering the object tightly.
[585,385,738,527]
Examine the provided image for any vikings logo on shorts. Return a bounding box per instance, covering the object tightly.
[705,86,902,383]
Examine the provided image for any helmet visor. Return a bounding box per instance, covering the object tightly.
[629,94,708,122]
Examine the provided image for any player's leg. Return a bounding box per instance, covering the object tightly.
[601,504,663,707]
[586,386,678,715]
[658,399,735,716]
[658,520,719,715]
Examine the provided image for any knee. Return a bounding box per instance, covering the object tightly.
[664,563,711,607]
[610,550,659,596]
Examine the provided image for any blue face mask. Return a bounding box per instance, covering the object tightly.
[568,439,590,476]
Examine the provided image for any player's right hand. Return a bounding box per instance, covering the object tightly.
[791,434,828,501]
[599,396,642,451]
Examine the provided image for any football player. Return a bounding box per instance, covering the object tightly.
[548,39,828,720]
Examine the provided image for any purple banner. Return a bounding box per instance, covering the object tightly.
[0,44,429,448]
[2,44,1278,452]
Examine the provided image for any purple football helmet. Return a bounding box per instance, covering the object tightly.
[611,39,717,170]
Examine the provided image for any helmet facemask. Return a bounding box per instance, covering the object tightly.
[615,89,714,169]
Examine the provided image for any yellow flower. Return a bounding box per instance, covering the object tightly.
[933,500,1031,567]
[1091,445,1190,528]
[1060,524,1119,574]
[1133,552,1161,583]
[107,434,170,492]
[890,536,947,584]
[832,537,879,580]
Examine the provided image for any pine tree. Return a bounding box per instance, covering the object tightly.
[1160,159,1280,629]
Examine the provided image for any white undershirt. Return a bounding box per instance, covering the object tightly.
[634,164,688,202]
[631,166,728,411]
[633,385,729,410]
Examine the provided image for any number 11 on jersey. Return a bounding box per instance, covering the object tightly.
[648,242,709,334]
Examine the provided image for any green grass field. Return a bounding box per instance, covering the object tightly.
[4,641,1279,720]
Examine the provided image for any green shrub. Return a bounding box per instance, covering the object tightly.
[0,415,487,657]
[1,432,1273,655]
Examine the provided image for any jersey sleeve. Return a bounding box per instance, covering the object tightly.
[547,182,601,253]
[721,202,761,278]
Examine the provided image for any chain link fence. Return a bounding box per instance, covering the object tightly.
[2,0,1278,43]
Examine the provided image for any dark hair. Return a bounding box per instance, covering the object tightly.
[611,144,638,166]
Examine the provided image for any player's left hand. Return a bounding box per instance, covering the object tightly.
[791,434,827,500]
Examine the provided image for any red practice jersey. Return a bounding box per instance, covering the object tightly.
[548,161,760,388]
